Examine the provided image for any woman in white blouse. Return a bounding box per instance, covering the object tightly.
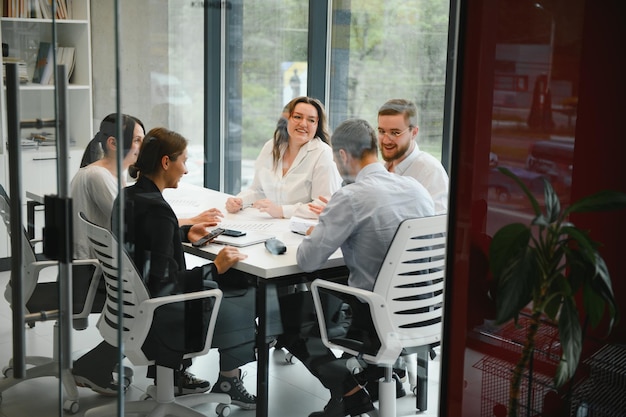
[226,96,342,219]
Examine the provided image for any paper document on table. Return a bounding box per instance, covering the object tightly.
[289,216,318,235]
[167,198,201,208]
[218,222,274,231]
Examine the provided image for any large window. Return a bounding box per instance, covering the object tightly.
[91,1,450,192]
[220,0,451,195]
[328,0,451,163]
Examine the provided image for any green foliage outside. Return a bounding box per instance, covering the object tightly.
[239,0,450,158]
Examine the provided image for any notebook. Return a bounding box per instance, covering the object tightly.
[213,230,275,247]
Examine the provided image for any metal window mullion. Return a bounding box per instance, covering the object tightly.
[307,0,332,104]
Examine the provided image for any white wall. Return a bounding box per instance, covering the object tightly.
[90,0,170,130]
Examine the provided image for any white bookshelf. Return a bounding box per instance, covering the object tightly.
[0,0,93,258]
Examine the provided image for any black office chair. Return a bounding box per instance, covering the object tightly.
[0,185,104,413]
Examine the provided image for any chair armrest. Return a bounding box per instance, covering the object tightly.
[310,279,403,365]
[124,288,223,364]
[71,259,102,321]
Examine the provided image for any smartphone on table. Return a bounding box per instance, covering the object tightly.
[192,228,225,247]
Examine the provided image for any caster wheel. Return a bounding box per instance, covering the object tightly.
[63,399,79,414]
[140,393,152,401]
[412,385,418,396]
[285,353,295,364]
[3,366,13,378]
[216,403,231,416]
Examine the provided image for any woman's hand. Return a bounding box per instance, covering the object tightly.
[307,195,329,216]
[213,246,248,274]
[225,197,244,213]
[253,198,284,218]
[187,222,219,243]
[179,208,224,226]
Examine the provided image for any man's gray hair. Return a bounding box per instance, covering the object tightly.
[331,118,378,158]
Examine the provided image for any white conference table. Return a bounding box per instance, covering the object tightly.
[163,182,347,417]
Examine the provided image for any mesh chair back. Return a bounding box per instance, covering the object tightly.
[0,192,42,305]
[79,212,150,350]
[372,215,447,350]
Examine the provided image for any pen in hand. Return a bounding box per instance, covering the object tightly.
[241,203,253,210]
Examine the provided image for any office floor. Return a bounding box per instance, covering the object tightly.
[0,257,441,417]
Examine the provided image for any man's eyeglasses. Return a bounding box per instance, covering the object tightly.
[377,126,411,139]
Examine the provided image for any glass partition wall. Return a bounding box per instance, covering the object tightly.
[1,0,452,415]
[0,0,93,415]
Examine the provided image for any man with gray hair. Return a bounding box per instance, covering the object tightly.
[282,118,434,417]
[377,98,449,214]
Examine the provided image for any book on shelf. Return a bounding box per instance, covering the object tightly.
[2,0,72,19]
[2,57,29,84]
[31,42,76,85]
[32,41,52,84]
[38,0,53,18]
[48,46,75,83]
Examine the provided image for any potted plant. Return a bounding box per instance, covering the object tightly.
[489,167,626,417]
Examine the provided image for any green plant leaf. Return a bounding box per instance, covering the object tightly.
[493,248,537,324]
[562,226,597,264]
[583,281,606,328]
[565,250,592,293]
[590,255,619,331]
[497,167,542,216]
[543,274,570,320]
[544,293,563,321]
[543,178,561,223]
[532,213,550,228]
[555,297,582,387]
[564,190,626,216]
[489,223,531,279]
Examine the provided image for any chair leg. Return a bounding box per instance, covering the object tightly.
[415,348,429,411]
[378,365,396,417]
[85,365,231,417]
[0,316,91,413]
[400,353,418,393]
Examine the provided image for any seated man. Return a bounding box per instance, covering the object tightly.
[281,118,435,417]
[377,98,449,214]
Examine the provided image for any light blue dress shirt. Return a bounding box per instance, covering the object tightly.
[297,162,435,291]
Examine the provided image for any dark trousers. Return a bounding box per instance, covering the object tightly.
[278,291,380,399]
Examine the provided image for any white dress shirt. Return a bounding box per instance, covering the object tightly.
[237,137,342,218]
[386,143,449,214]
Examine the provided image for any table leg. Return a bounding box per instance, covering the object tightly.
[27,200,39,240]
[256,281,269,417]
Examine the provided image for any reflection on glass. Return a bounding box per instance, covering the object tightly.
[466,2,587,415]
[489,1,579,221]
